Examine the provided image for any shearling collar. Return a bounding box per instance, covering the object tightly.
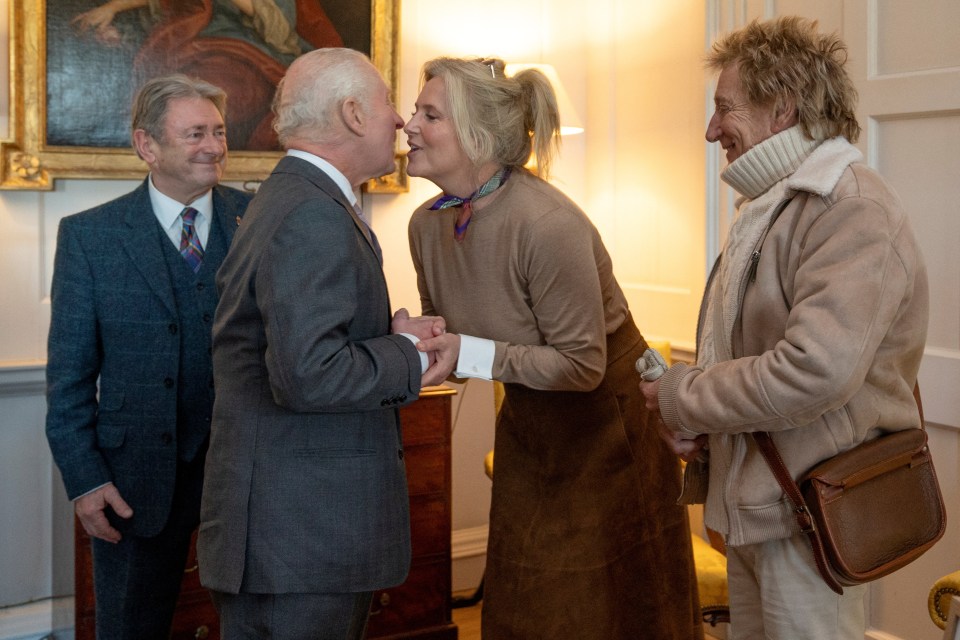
[785,136,864,197]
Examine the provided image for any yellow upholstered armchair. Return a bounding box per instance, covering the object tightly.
[930,570,960,629]
[690,517,730,626]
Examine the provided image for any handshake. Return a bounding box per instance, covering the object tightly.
[391,308,461,387]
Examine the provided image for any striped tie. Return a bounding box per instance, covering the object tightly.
[179,207,204,273]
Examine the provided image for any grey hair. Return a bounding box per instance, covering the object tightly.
[130,74,227,151]
[273,48,377,148]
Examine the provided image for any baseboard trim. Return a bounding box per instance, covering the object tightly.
[0,596,73,640]
[0,363,45,398]
[451,525,488,593]
[451,525,488,560]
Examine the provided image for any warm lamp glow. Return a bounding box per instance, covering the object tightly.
[505,63,584,136]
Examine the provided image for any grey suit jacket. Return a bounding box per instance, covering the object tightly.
[45,180,252,537]
[198,156,422,594]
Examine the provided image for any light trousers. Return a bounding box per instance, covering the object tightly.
[726,534,867,640]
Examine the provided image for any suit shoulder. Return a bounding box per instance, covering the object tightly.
[60,186,147,228]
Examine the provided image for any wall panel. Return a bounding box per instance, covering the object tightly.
[876,0,960,75]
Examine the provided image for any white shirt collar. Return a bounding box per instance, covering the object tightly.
[285,149,359,210]
[148,176,214,229]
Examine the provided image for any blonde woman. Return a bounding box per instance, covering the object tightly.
[407,56,702,640]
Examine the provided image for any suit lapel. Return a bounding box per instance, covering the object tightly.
[212,185,243,246]
[121,180,177,317]
[344,199,383,265]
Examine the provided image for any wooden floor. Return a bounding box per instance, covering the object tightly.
[450,591,481,639]
[450,592,726,640]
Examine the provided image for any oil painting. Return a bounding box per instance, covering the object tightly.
[1,0,405,191]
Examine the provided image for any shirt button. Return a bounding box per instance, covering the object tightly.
[196,282,205,291]
[202,313,212,323]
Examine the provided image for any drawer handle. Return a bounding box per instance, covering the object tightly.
[369,592,391,616]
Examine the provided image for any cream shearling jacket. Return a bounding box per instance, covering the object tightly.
[658,138,929,547]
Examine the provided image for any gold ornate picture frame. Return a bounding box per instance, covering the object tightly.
[1,0,406,193]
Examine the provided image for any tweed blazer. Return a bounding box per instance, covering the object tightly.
[45,179,252,537]
[198,156,422,594]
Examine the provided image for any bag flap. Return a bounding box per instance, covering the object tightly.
[801,428,927,488]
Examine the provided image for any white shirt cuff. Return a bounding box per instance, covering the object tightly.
[454,334,495,380]
[74,482,111,500]
[400,333,430,373]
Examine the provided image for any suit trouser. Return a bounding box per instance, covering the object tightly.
[90,454,204,640]
[726,533,867,640]
[211,590,374,640]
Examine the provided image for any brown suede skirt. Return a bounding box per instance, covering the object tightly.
[481,316,703,639]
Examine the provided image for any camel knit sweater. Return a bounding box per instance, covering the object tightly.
[408,169,630,391]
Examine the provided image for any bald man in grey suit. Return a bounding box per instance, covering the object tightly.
[198,48,457,639]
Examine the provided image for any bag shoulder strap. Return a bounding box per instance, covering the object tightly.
[914,381,924,425]
[752,381,924,595]
[752,430,844,593]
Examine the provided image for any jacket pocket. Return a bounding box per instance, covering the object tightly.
[98,391,125,412]
[96,423,126,449]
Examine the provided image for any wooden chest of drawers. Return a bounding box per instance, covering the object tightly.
[366,386,458,640]
[74,387,458,640]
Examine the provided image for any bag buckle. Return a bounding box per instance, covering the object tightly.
[795,505,816,533]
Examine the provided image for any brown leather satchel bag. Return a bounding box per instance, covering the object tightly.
[753,385,947,594]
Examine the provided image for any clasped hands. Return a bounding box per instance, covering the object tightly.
[391,309,461,387]
[638,377,708,462]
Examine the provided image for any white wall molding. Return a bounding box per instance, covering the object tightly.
[865,630,909,640]
[451,525,488,593]
[919,347,960,431]
[0,596,73,640]
[451,525,488,561]
[0,363,45,399]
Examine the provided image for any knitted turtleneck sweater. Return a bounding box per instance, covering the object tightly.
[699,126,820,368]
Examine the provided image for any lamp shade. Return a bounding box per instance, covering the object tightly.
[504,63,584,136]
